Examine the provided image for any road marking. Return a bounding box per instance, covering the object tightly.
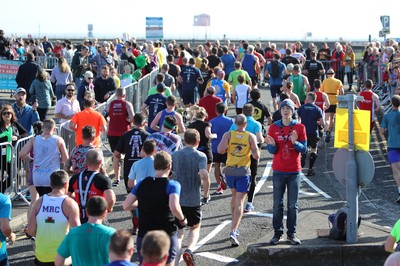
[301,175,332,199]
[245,212,287,219]
[196,252,239,263]
[254,161,272,196]
[193,220,231,252]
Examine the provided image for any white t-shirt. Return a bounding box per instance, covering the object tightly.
[235,84,249,108]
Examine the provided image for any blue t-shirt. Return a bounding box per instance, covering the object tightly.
[381,109,400,148]
[210,115,234,153]
[230,116,262,135]
[221,54,235,76]
[0,194,11,261]
[180,66,202,92]
[131,177,181,196]
[266,61,286,86]
[297,103,323,135]
[128,157,155,183]
[144,94,167,133]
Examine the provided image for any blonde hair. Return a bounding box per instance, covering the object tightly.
[194,106,208,119]
[58,57,70,73]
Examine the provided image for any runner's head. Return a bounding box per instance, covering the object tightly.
[215,102,227,115]
[163,115,176,132]
[365,79,373,90]
[109,229,134,259]
[86,196,108,218]
[392,95,400,108]
[141,230,170,264]
[85,149,103,167]
[82,125,96,141]
[184,128,200,146]
[306,92,316,104]
[250,89,261,101]
[50,170,69,190]
[153,151,172,171]
[235,114,247,128]
[243,104,254,116]
[142,139,156,156]
[314,79,321,90]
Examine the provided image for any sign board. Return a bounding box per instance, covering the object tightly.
[146,17,163,40]
[334,108,371,151]
[381,16,390,30]
[0,60,22,90]
[193,14,210,26]
[332,149,375,187]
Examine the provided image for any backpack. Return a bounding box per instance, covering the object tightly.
[270,60,280,78]
[329,208,361,240]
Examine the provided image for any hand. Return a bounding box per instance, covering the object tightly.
[8,232,15,245]
[266,135,276,146]
[12,136,17,141]
[210,133,217,139]
[290,130,298,144]
[201,195,211,206]
[32,101,38,110]
[179,217,187,227]
[104,93,110,100]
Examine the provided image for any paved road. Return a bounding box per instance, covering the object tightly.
[6,87,399,265]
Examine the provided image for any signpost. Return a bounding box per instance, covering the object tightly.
[0,60,22,91]
[332,94,375,243]
[380,15,390,41]
[146,17,163,40]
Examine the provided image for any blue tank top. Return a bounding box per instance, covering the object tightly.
[159,110,176,132]
[242,53,256,77]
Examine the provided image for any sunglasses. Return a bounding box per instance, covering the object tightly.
[2,112,11,116]
[87,77,93,79]
[67,89,75,92]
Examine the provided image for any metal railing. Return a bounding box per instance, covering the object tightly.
[0,142,14,196]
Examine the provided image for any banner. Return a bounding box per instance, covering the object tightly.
[146,17,163,40]
[193,14,210,27]
[0,60,22,90]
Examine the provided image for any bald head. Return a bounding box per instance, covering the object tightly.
[235,114,247,127]
[85,149,103,167]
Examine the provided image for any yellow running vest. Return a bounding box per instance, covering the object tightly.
[226,130,251,168]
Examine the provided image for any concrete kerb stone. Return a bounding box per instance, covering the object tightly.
[247,210,390,266]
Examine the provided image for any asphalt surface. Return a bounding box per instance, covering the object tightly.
[6,86,398,265]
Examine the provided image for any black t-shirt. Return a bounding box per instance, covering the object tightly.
[93,77,117,103]
[207,55,222,69]
[303,59,324,81]
[198,68,214,94]
[168,63,179,79]
[188,120,211,150]
[144,94,167,126]
[281,56,300,66]
[249,100,270,125]
[115,128,150,177]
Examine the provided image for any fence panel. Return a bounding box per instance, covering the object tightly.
[11,136,34,204]
[0,142,14,196]
[58,122,76,155]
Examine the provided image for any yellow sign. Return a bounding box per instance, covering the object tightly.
[334,108,371,151]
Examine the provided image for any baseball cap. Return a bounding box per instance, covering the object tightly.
[279,99,295,113]
[327,69,335,75]
[14,88,26,95]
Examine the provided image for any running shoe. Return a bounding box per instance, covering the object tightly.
[287,234,302,245]
[112,179,120,187]
[216,185,224,195]
[306,169,315,176]
[269,233,283,245]
[229,231,240,247]
[182,248,195,266]
[244,202,254,213]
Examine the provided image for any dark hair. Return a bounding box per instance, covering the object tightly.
[83,98,95,108]
[237,74,245,83]
[307,92,316,102]
[193,49,200,57]
[163,116,177,130]
[26,52,34,61]
[215,102,227,114]
[82,125,96,140]
[392,95,400,108]
[153,151,171,171]
[184,129,200,145]
[142,139,156,155]
[50,170,69,189]
[234,61,241,69]
[86,196,108,217]
[242,104,254,116]
[133,113,145,126]
[222,46,228,53]
[109,229,133,257]
[250,89,261,101]
[280,93,289,102]
[314,79,321,89]
[285,48,292,55]
[0,104,16,124]
[365,79,373,89]
[166,55,173,62]
[156,73,165,83]
[33,121,43,135]
[166,96,176,106]
[189,58,195,65]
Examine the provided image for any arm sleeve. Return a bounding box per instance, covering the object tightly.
[0,197,12,220]
[198,153,207,170]
[131,179,144,196]
[57,235,71,258]
[128,163,137,180]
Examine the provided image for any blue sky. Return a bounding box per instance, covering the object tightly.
[1,0,398,42]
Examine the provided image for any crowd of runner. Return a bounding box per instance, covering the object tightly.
[2,29,400,265]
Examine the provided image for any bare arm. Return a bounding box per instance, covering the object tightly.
[127,102,135,124]
[69,121,76,131]
[373,93,381,111]
[27,198,42,237]
[256,131,264,144]
[303,76,310,92]
[19,138,34,161]
[169,194,185,221]
[141,103,149,116]
[249,133,260,160]
[205,126,216,139]
[58,138,69,164]
[385,235,396,252]
[199,169,210,198]
[104,189,116,213]
[323,93,330,109]
[150,111,162,132]
[55,255,66,266]
[113,151,122,181]
[122,193,138,211]
[63,198,81,228]
[0,216,15,245]
[175,113,186,133]
[217,132,230,154]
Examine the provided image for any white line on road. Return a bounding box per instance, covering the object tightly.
[193,220,231,252]
[196,252,239,263]
[254,161,272,196]
[301,175,332,199]
[245,211,287,219]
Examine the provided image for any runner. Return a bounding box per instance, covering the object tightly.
[358,79,381,132]
[218,114,260,246]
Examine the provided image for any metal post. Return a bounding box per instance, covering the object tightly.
[346,94,358,243]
